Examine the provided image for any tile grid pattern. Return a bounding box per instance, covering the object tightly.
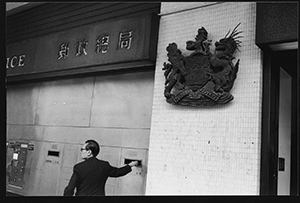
[146,2,263,195]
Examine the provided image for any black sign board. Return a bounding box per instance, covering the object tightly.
[6,14,158,82]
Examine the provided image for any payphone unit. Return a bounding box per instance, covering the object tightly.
[7,141,34,189]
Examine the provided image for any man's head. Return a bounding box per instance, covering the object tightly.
[80,139,100,159]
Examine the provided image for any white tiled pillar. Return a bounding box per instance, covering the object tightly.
[146,2,262,195]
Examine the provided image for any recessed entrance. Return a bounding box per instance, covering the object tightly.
[260,49,299,195]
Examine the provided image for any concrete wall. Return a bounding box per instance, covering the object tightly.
[146,2,263,195]
[6,70,154,195]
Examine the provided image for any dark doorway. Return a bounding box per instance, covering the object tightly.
[260,49,299,195]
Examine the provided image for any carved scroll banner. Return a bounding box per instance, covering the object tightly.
[163,23,242,106]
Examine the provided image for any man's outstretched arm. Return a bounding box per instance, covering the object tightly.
[108,161,138,177]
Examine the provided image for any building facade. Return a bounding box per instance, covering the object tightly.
[6,2,299,196]
[6,2,160,196]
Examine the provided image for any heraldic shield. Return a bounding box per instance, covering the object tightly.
[163,23,242,106]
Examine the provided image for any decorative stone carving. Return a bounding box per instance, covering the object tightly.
[163,23,242,106]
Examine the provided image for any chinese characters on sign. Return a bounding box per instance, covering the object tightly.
[57,42,69,60]
[75,39,88,56]
[95,35,109,53]
[58,31,133,60]
[119,31,132,49]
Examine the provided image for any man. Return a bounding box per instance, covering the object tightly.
[64,139,138,196]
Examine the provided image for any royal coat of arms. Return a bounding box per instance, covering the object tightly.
[163,23,242,106]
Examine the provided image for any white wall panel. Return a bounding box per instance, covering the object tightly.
[146,2,262,195]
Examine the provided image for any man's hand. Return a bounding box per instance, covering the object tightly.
[128,161,139,167]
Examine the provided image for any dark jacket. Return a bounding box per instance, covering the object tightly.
[63,157,132,196]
